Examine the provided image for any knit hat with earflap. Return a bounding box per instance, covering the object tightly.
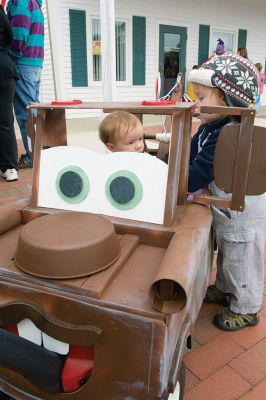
[216,38,224,55]
[188,52,259,107]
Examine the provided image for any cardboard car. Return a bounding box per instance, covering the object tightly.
[0,101,265,400]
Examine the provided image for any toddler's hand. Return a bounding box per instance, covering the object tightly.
[187,188,204,201]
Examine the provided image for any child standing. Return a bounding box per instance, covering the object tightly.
[188,52,266,331]
[99,110,144,153]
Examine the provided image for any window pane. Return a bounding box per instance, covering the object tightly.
[212,31,234,53]
[91,19,127,82]
[115,21,126,81]
[163,33,180,95]
[92,19,102,81]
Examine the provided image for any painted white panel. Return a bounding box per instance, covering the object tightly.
[38,147,168,224]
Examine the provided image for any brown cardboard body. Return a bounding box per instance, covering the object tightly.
[3,101,261,399]
[0,200,212,400]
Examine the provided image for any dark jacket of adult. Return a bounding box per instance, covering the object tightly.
[0,5,18,80]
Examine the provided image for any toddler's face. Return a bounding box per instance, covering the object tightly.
[109,122,144,153]
[193,85,225,124]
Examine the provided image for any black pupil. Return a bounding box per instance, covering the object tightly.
[59,171,83,198]
[110,176,135,204]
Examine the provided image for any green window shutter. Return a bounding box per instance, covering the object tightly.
[238,29,247,49]
[69,9,88,87]
[132,16,146,85]
[198,24,210,66]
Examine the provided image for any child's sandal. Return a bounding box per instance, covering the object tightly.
[204,285,230,307]
[213,307,259,331]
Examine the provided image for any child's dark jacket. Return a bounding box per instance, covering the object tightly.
[188,117,230,192]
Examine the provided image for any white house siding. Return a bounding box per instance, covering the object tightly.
[41,0,266,117]
[40,0,55,102]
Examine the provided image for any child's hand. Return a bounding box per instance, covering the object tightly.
[187,188,204,201]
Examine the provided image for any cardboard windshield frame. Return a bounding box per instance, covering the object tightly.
[27,101,195,227]
[27,102,265,215]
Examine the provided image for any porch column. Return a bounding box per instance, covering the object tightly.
[100,0,116,101]
[46,0,64,99]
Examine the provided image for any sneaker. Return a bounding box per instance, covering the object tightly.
[213,307,259,331]
[204,285,230,307]
[18,154,32,169]
[2,169,18,182]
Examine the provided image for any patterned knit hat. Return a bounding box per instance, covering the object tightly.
[216,38,224,55]
[188,52,259,107]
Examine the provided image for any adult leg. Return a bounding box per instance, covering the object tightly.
[13,65,42,166]
[0,78,18,172]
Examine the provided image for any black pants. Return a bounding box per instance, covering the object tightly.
[0,78,18,172]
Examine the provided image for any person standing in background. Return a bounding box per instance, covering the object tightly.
[254,62,265,112]
[0,4,19,181]
[237,47,248,59]
[7,0,44,169]
[207,38,225,61]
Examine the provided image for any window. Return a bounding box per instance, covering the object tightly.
[211,30,236,54]
[91,18,127,82]
[92,19,101,81]
[115,21,126,81]
[163,33,181,95]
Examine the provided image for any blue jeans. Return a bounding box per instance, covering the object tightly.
[14,64,42,164]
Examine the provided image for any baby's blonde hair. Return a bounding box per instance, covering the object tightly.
[99,111,141,145]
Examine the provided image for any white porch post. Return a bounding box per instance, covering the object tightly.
[100,0,116,101]
[46,0,64,99]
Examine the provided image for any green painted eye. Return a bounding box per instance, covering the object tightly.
[105,170,143,210]
[56,166,89,204]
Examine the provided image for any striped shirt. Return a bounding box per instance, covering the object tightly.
[7,0,44,67]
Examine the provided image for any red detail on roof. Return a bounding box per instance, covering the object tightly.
[51,100,83,105]
[141,99,176,106]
